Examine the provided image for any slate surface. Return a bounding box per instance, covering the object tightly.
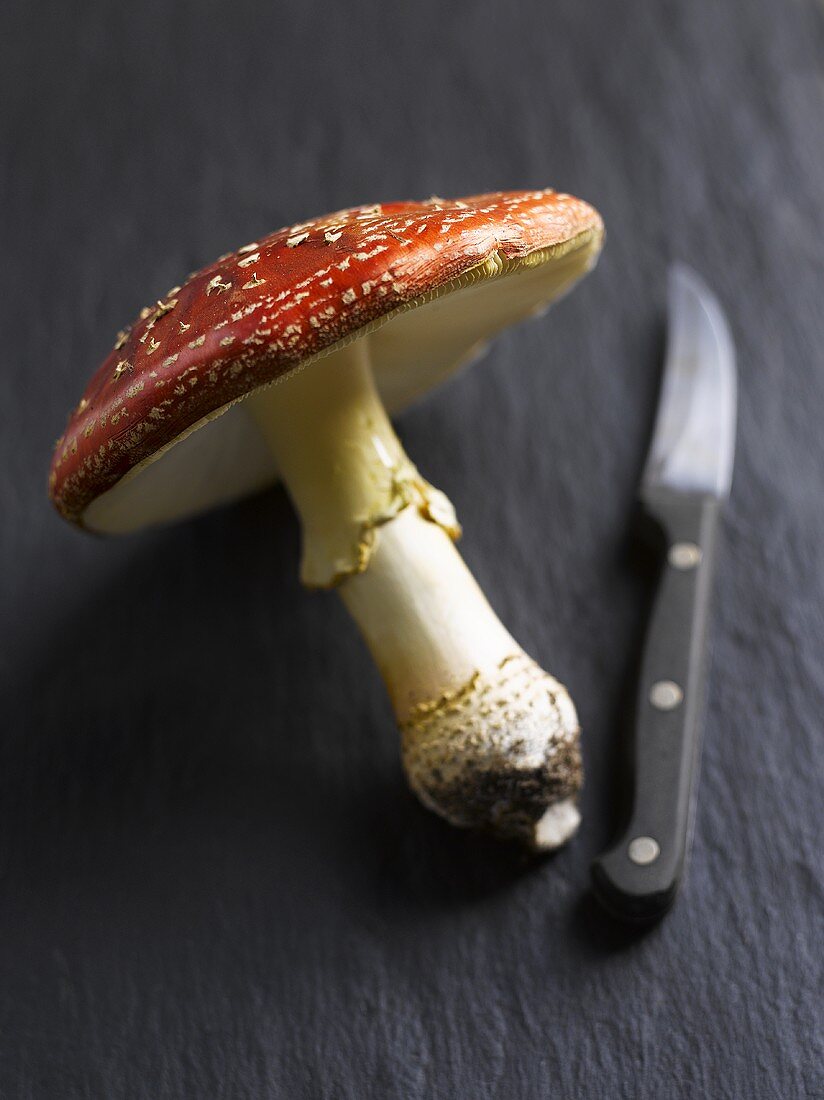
[1,2,822,1097]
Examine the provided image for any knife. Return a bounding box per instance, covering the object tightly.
[591,264,737,922]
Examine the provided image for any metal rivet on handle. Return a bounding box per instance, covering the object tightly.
[628,836,660,866]
[668,541,702,570]
[650,680,684,710]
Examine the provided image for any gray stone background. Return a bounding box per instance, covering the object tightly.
[1,1,822,1096]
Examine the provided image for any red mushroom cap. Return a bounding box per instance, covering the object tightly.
[50,189,603,531]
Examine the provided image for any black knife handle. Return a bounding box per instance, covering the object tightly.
[591,489,720,922]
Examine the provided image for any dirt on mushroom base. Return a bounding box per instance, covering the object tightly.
[400,653,583,848]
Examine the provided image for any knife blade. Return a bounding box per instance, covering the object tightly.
[591,264,737,922]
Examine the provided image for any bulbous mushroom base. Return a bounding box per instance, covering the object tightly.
[400,654,582,850]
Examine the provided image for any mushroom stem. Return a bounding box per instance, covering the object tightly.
[249,341,582,849]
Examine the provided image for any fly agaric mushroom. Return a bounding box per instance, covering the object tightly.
[50,190,603,850]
